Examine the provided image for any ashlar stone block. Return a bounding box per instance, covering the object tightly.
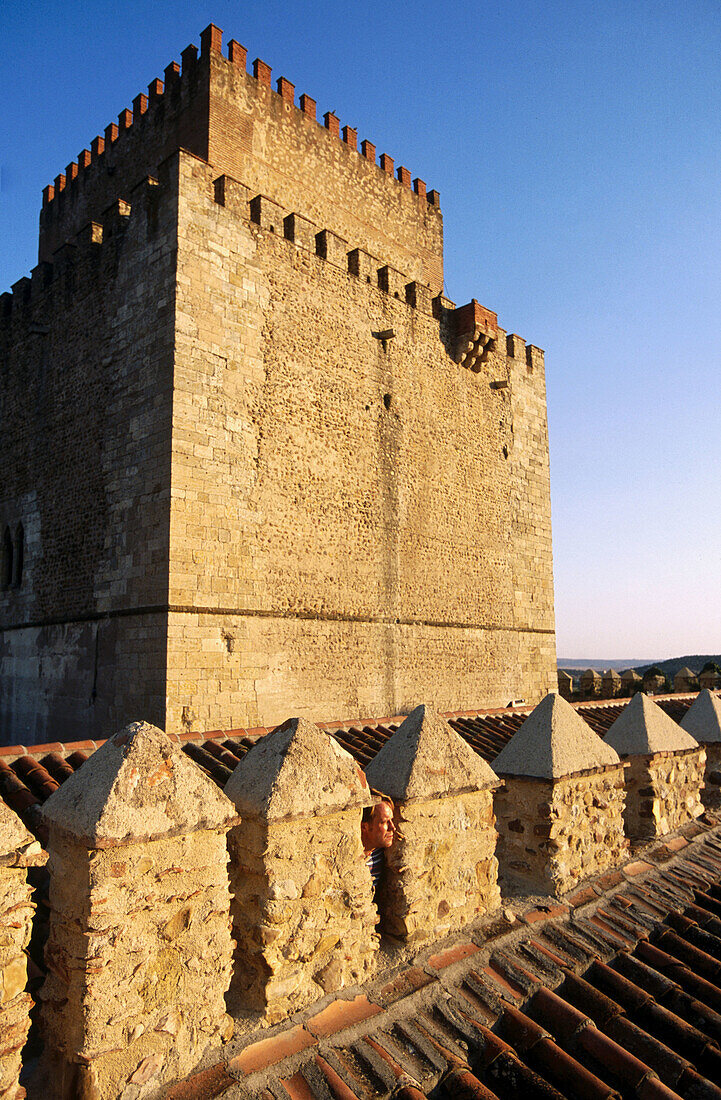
[0,804,45,1100]
[365,704,501,944]
[36,721,237,1100]
[224,717,378,1024]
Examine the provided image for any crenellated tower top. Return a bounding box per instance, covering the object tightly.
[39,23,443,289]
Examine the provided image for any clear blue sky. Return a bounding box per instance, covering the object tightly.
[2,0,720,661]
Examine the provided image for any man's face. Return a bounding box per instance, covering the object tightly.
[362,801,396,851]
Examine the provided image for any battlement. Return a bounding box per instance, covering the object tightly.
[7,155,538,375]
[2,177,163,334]
[39,24,443,286]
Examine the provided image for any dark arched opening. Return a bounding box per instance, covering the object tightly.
[2,527,12,589]
[14,523,24,587]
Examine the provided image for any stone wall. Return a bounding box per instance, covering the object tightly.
[380,789,500,943]
[39,829,234,1097]
[0,807,45,1100]
[0,167,177,746]
[703,743,721,808]
[36,722,236,1099]
[494,767,628,897]
[227,809,378,1024]
[164,149,556,731]
[1,24,557,745]
[623,748,706,839]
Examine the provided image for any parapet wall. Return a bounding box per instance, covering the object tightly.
[39,24,443,291]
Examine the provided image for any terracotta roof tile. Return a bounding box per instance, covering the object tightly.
[306,995,382,1039]
[228,1025,317,1075]
[164,1062,236,1099]
[427,942,480,969]
[376,966,436,1006]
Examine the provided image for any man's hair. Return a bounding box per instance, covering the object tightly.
[362,791,393,825]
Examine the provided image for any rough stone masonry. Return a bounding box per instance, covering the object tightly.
[0,24,556,745]
[36,722,237,1099]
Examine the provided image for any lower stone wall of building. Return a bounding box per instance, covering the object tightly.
[380,789,500,943]
[624,749,706,839]
[494,768,628,897]
[165,611,556,733]
[0,615,167,746]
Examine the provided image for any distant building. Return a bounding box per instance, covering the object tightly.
[621,669,643,695]
[674,667,699,693]
[700,664,721,692]
[642,667,666,695]
[580,668,602,698]
[602,668,622,699]
[557,670,574,700]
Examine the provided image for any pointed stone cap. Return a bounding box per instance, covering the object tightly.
[41,721,237,846]
[604,693,699,756]
[622,669,642,682]
[224,717,369,820]
[364,704,499,801]
[676,667,697,679]
[680,690,721,744]
[492,693,620,779]
[0,801,44,867]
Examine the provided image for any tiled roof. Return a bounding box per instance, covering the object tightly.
[0,696,696,840]
[164,813,721,1099]
[5,692,718,1098]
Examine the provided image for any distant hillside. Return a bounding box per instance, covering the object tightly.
[558,654,721,678]
[558,658,653,672]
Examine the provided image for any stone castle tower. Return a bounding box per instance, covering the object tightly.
[0,24,556,745]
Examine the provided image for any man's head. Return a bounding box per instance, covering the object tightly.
[361,797,395,854]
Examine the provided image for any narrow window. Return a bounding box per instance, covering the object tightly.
[14,523,24,587]
[2,527,12,589]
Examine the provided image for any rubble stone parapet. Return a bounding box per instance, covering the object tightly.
[494,766,629,896]
[36,721,237,1099]
[0,803,45,1100]
[605,692,705,839]
[224,717,378,1024]
[365,705,501,943]
[623,748,705,839]
[681,690,721,808]
[492,694,627,896]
